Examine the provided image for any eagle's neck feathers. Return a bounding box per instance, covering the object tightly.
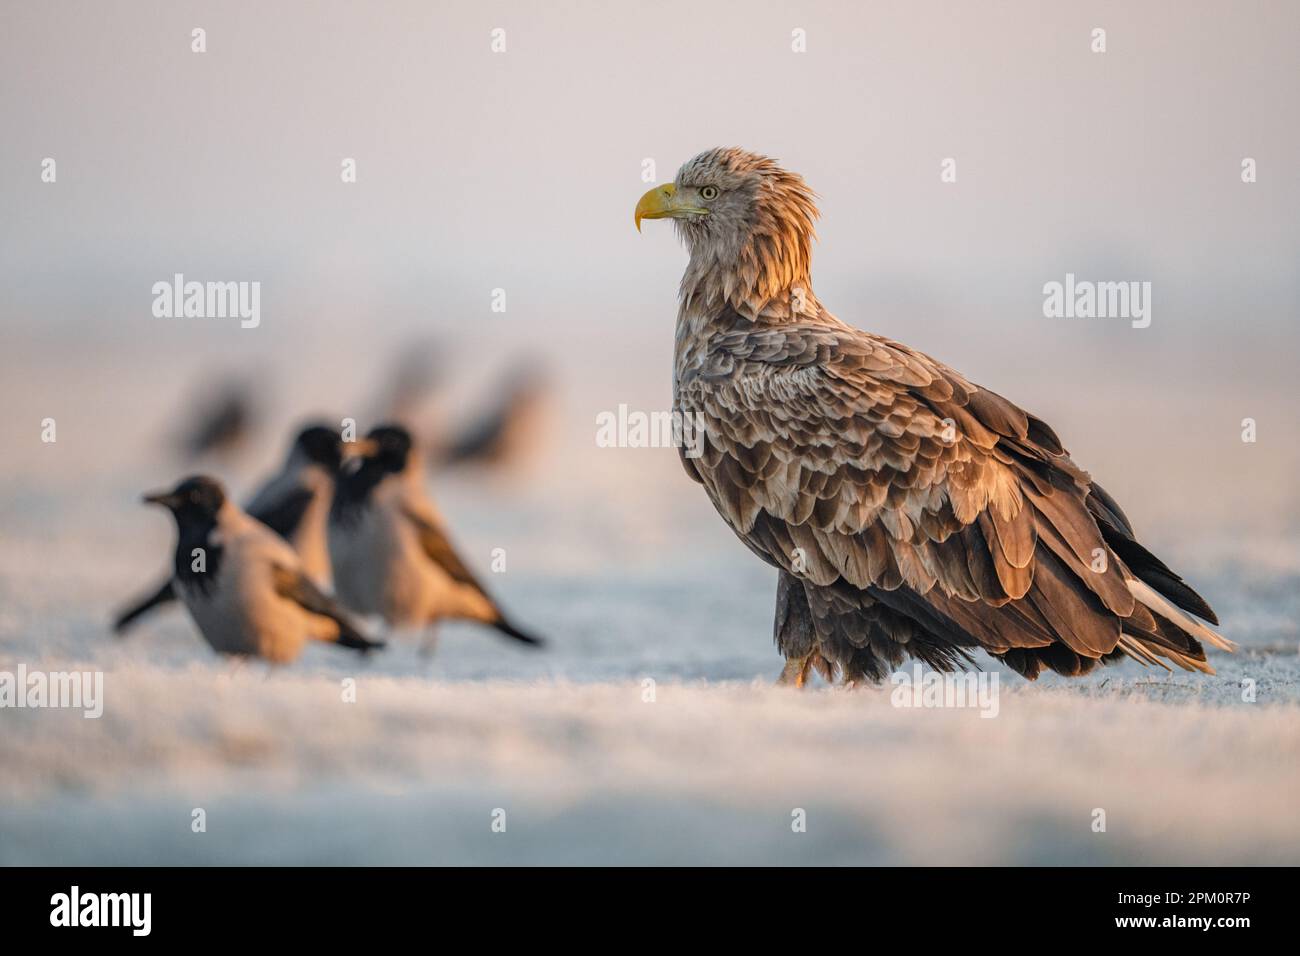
[675,205,828,380]
[678,219,818,322]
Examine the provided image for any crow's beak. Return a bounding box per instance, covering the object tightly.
[142,489,181,509]
[344,438,380,458]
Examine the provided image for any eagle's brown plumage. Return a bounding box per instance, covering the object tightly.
[639,147,1233,685]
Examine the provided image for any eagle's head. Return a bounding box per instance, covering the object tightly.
[635,148,820,316]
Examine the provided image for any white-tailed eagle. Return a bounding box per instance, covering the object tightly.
[635,147,1234,686]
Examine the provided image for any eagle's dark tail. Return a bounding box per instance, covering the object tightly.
[996,482,1233,681]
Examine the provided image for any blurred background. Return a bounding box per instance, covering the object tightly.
[1,0,1297,663]
[3,1,1297,663]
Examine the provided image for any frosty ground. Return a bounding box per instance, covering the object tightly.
[3,545,1298,865]
[2,327,1298,865]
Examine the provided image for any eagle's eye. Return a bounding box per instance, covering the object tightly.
[700,185,719,201]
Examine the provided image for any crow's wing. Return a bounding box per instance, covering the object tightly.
[271,564,383,653]
[400,504,544,646]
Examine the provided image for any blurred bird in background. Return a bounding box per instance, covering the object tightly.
[239,424,351,587]
[428,360,551,475]
[362,337,447,426]
[172,372,264,464]
[329,424,545,654]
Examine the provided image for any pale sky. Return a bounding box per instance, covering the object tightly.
[2,1,1297,540]
[3,0,1296,328]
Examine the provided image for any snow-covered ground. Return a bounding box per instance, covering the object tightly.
[3,663,1299,866]
[2,323,1298,865]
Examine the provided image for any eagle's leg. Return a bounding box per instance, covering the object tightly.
[774,571,821,688]
[777,654,815,687]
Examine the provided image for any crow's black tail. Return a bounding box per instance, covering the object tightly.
[335,625,385,654]
[493,617,545,647]
[113,579,177,635]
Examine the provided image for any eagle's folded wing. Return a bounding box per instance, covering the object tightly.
[678,322,1229,679]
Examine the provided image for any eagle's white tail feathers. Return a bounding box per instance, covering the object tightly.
[1125,576,1237,657]
[1115,634,1170,670]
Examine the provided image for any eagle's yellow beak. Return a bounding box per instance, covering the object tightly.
[635,183,676,232]
[635,182,707,232]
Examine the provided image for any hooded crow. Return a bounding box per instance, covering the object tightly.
[329,424,544,650]
[114,424,348,635]
[141,475,382,662]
